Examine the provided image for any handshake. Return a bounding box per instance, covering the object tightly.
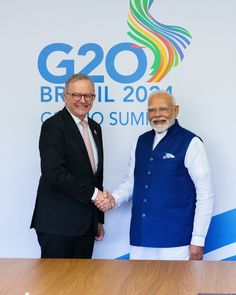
[94,190,116,212]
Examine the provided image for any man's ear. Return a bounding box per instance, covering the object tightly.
[174,105,179,118]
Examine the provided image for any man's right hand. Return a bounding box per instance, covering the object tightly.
[94,190,115,212]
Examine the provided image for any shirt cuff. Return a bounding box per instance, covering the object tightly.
[111,192,121,208]
[191,235,205,247]
[91,188,98,201]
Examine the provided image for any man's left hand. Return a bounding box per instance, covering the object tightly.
[95,223,105,241]
[189,245,204,260]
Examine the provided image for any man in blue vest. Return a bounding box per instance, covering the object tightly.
[95,90,214,260]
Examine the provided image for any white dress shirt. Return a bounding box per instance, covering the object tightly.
[112,129,215,260]
[67,109,99,200]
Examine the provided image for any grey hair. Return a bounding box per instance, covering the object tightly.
[148,90,176,104]
[64,73,95,92]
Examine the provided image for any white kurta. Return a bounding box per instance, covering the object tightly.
[112,130,214,260]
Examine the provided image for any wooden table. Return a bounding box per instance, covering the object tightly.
[0,259,236,294]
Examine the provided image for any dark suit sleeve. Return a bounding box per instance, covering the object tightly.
[39,118,95,205]
[97,209,104,224]
[92,123,104,224]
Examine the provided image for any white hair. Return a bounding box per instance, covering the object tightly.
[148,90,176,105]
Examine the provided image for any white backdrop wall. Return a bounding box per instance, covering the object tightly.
[0,0,236,260]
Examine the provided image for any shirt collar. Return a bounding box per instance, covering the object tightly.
[66,107,88,125]
[155,130,167,140]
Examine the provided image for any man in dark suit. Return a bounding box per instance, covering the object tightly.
[31,73,105,258]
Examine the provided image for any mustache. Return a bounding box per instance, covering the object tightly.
[151,117,166,122]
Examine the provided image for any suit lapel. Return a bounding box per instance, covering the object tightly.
[61,108,93,169]
[61,108,102,174]
[88,118,103,173]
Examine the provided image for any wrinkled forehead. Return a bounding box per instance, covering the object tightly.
[66,79,94,92]
[148,93,174,106]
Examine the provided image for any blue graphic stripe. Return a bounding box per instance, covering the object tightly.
[116,253,130,260]
[223,255,236,261]
[204,208,236,253]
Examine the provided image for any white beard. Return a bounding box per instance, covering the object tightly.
[151,118,175,133]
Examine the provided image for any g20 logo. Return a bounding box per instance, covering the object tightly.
[38,42,148,84]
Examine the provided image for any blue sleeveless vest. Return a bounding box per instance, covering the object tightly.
[130,120,197,247]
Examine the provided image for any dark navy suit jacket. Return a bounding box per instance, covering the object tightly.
[31,107,104,236]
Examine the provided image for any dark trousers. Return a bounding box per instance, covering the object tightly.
[36,228,95,259]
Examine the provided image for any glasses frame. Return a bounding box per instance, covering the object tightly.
[66,92,96,102]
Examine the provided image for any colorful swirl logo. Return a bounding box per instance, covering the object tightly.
[127,0,192,82]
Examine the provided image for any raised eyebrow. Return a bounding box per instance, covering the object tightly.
[149,105,169,108]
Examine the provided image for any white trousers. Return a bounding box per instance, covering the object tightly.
[130,245,190,260]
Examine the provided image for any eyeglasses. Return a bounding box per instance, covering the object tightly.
[147,105,175,113]
[66,92,96,102]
